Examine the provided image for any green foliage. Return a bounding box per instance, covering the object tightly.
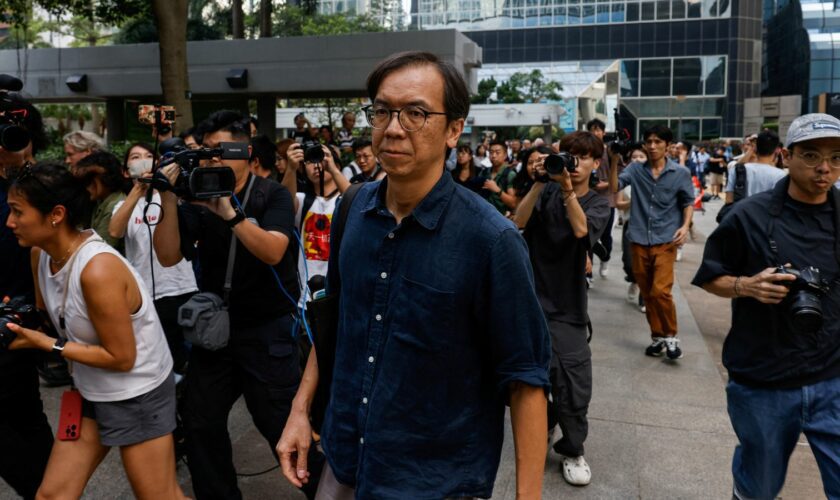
[113,16,223,44]
[273,5,387,37]
[0,16,53,49]
[474,70,562,104]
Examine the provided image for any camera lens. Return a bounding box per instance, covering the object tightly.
[304,144,325,164]
[789,291,823,335]
[0,123,29,152]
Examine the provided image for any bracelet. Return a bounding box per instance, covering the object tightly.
[562,192,576,206]
[734,276,742,297]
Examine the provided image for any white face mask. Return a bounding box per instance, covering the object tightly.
[127,158,153,178]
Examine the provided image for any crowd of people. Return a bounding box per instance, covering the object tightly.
[0,49,838,500]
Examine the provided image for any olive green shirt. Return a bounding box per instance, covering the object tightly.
[91,191,125,253]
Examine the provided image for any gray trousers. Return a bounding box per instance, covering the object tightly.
[546,320,592,458]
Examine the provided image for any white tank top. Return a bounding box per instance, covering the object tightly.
[38,231,173,402]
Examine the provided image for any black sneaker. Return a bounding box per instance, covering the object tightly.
[664,337,683,360]
[645,337,665,356]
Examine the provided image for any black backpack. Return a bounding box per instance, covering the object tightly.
[716,163,747,223]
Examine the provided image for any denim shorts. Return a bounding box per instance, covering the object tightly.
[82,373,176,447]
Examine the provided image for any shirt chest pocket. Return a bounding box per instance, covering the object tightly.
[388,275,455,353]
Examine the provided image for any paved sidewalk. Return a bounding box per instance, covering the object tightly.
[1,202,825,499]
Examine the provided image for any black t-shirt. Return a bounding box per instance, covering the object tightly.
[177,175,299,327]
[0,176,38,398]
[524,185,610,324]
[708,153,726,175]
[692,185,840,388]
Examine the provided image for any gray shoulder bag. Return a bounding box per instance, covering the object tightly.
[178,176,256,351]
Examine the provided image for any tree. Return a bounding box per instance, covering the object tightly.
[231,0,244,38]
[475,70,562,104]
[272,5,387,37]
[259,0,272,37]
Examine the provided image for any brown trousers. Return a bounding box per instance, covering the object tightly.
[630,242,678,338]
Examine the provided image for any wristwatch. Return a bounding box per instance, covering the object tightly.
[225,207,246,228]
[52,337,67,353]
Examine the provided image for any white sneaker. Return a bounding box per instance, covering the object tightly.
[676,247,683,262]
[626,283,639,304]
[561,455,592,486]
[599,261,609,278]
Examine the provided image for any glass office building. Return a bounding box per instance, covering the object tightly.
[317,0,762,138]
[763,0,840,113]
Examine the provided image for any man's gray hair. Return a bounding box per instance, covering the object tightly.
[63,130,105,152]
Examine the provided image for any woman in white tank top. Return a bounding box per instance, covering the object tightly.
[4,163,186,500]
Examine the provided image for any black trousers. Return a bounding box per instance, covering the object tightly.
[621,219,635,283]
[593,208,616,263]
[154,291,196,374]
[0,359,53,499]
[183,314,323,500]
[546,320,591,458]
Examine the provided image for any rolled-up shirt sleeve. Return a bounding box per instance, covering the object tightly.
[482,228,551,398]
[677,170,695,209]
[692,210,748,287]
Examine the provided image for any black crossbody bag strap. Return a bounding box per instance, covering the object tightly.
[223,175,256,304]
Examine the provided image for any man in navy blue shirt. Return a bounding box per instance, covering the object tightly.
[277,51,551,499]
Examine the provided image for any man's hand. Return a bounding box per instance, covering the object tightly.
[276,410,314,488]
[483,179,502,194]
[192,196,236,221]
[741,267,796,304]
[672,225,690,246]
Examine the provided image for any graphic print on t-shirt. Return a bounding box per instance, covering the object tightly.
[303,211,332,261]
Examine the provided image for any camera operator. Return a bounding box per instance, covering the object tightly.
[0,90,53,499]
[152,110,321,499]
[692,113,840,499]
[514,134,610,487]
[586,118,621,278]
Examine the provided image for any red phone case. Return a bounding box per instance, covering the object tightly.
[57,390,82,441]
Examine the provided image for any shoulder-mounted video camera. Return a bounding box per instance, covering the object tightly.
[151,142,249,200]
[0,74,31,152]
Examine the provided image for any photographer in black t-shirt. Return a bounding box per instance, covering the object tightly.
[514,133,610,487]
[0,91,54,499]
[154,110,321,499]
[692,113,840,499]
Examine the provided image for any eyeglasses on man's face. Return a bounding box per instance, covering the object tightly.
[794,150,840,170]
[362,104,447,133]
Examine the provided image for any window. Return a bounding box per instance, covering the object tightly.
[641,59,671,96]
[627,1,640,21]
[639,119,670,135]
[583,4,596,22]
[701,118,721,140]
[611,2,625,21]
[596,4,610,22]
[642,1,656,20]
[656,0,670,19]
[702,56,726,95]
[675,119,701,140]
[687,0,701,17]
[672,57,703,95]
[671,0,686,18]
[621,60,641,97]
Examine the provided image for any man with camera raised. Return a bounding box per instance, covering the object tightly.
[514,133,611,487]
[153,110,321,499]
[692,113,840,499]
[0,87,54,498]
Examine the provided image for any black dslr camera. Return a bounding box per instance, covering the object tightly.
[541,152,578,179]
[153,142,249,200]
[774,266,831,335]
[0,296,39,350]
[301,139,325,164]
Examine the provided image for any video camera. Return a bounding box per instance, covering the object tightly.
[152,142,249,200]
[603,108,631,156]
[0,296,38,350]
[0,74,31,152]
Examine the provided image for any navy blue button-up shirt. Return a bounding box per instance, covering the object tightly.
[321,170,550,499]
[619,159,694,246]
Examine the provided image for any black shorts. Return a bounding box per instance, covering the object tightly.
[81,373,176,447]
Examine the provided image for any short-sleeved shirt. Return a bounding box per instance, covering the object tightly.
[525,185,610,324]
[618,160,695,246]
[294,192,339,301]
[692,181,840,388]
[724,162,787,198]
[480,165,516,214]
[176,174,298,327]
[321,171,550,498]
[708,153,727,175]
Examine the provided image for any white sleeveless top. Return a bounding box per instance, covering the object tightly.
[38,231,173,402]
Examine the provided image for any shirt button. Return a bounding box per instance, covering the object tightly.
[360,437,364,444]
[380,272,388,279]
[387,232,395,239]
[362,397,368,404]
[375,314,382,322]
[368,356,375,363]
